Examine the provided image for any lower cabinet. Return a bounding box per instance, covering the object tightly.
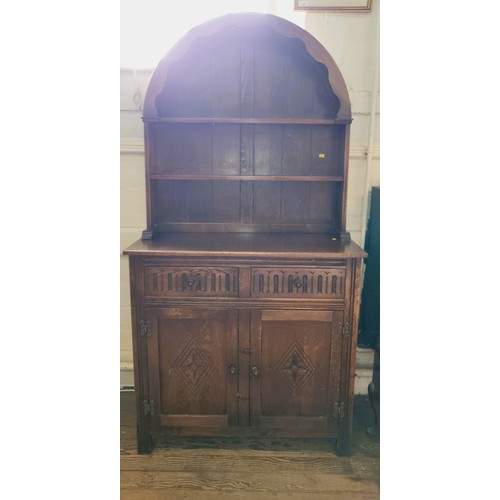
[141,306,345,449]
[128,253,364,456]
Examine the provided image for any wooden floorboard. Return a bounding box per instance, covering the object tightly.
[120,391,379,499]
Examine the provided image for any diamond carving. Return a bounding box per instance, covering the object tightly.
[172,340,214,395]
[275,341,316,397]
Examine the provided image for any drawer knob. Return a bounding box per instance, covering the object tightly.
[251,365,260,377]
[183,274,197,289]
[293,278,302,288]
[228,364,237,375]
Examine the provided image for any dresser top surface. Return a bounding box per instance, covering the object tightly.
[124,233,367,259]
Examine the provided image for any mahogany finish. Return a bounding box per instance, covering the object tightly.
[124,13,366,456]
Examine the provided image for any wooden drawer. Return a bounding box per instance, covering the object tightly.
[145,266,239,297]
[251,267,345,299]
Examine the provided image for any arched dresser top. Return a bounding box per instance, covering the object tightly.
[143,13,351,122]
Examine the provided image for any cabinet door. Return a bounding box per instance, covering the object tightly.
[250,309,343,434]
[146,308,239,429]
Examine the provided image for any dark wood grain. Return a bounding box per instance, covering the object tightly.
[124,13,366,457]
[147,308,238,427]
[256,309,343,427]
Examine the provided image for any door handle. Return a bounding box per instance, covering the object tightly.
[251,365,260,376]
[228,364,237,375]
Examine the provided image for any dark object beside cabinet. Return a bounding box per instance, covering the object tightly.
[358,186,380,348]
[124,13,367,456]
[359,187,380,434]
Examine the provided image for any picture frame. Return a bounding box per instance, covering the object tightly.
[294,0,372,12]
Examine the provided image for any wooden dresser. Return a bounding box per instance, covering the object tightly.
[124,13,367,456]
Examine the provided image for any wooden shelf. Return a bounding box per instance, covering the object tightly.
[143,117,350,125]
[150,175,344,182]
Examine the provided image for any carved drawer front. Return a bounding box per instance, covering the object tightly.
[251,267,345,299]
[145,267,239,297]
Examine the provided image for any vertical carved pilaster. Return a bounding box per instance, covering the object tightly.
[353,259,362,318]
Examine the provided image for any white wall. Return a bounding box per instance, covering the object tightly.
[304,3,380,244]
[120,1,380,383]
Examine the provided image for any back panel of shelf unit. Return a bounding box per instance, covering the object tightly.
[154,26,339,120]
[152,179,341,233]
[149,123,345,178]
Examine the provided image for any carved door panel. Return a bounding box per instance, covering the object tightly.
[146,308,239,429]
[249,309,343,432]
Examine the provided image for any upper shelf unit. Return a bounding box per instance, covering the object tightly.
[140,13,353,239]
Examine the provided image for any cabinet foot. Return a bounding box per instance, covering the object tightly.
[335,437,351,457]
[367,381,380,438]
[137,432,153,454]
